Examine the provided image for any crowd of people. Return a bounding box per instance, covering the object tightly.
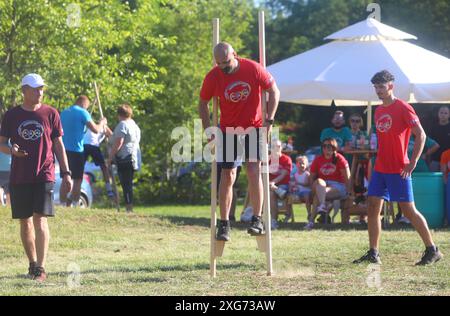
[0,42,446,283]
[0,73,141,281]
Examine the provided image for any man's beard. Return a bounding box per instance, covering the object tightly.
[221,66,232,74]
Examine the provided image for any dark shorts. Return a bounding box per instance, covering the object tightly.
[66,150,85,179]
[216,128,263,169]
[84,144,105,166]
[10,182,55,219]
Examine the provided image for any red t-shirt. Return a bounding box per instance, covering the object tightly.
[440,149,450,180]
[200,57,274,131]
[374,99,420,174]
[0,105,63,184]
[269,153,292,185]
[310,153,349,183]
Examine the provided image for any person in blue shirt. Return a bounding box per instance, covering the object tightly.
[320,110,353,152]
[0,138,11,206]
[60,95,106,206]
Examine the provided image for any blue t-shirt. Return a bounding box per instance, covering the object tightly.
[320,127,353,149]
[61,105,92,152]
[0,151,11,171]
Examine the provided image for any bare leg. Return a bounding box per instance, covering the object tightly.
[219,168,236,220]
[33,214,49,268]
[20,218,37,264]
[314,179,327,206]
[270,190,279,220]
[399,202,434,247]
[68,179,83,206]
[367,196,384,251]
[247,162,263,216]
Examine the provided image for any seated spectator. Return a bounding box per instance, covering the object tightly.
[269,139,293,230]
[305,137,351,230]
[428,105,449,171]
[289,155,312,221]
[441,149,450,226]
[320,110,353,152]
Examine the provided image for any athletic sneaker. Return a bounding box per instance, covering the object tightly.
[304,221,314,230]
[216,220,230,241]
[316,204,327,214]
[415,247,443,266]
[33,267,47,282]
[353,249,382,264]
[27,262,37,279]
[247,215,265,236]
[271,218,278,230]
[107,190,115,198]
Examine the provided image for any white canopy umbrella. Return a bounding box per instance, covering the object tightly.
[267,18,450,130]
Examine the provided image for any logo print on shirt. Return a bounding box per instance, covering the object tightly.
[376,114,392,133]
[18,120,44,141]
[320,163,336,176]
[224,81,251,103]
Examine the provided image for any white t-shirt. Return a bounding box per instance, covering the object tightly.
[294,171,310,193]
[83,129,105,147]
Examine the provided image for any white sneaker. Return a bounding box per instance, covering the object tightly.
[271,218,278,230]
[304,221,314,230]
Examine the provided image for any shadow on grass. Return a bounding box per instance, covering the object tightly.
[153,214,444,232]
[0,262,256,283]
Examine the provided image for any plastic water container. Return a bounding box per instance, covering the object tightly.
[412,172,445,229]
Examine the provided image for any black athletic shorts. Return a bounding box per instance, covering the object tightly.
[84,144,105,166]
[66,150,85,180]
[10,182,55,219]
[216,128,263,169]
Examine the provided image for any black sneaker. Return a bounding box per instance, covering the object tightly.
[247,215,265,236]
[353,250,382,264]
[216,220,230,241]
[27,262,37,279]
[415,247,443,266]
[33,266,47,282]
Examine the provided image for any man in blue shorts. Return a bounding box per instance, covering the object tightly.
[353,70,442,265]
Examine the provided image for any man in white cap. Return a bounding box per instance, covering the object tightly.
[0,73,72,282]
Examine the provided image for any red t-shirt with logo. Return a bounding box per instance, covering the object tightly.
[0,105,63,184]
[374,99,420,174]
[200,57,274,131]
[269,153,292,185]
[310,153,348,183]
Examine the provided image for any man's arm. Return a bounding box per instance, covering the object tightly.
[265,81,280,121]
[53,136,73,192]
[441,162,448,185]
[53,136,70,173]
[402,124,426,178]
[198,99,211,131]
[86,117,107,134]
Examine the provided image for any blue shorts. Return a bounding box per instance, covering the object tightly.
[325,180,347,199]
[368,171,414,202]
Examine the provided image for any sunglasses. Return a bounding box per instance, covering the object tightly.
[322,144,336,150]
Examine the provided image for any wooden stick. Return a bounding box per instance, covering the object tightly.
[93,82,120,212]
[259,10,273,276]
[210,18,222,278]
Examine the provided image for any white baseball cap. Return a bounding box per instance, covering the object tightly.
[21,73,46,88]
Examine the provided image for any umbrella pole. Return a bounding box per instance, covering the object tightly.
[367,101,372,134]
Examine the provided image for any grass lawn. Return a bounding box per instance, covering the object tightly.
[0,204,448,296]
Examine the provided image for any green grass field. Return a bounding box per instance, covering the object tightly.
[0,204,448,296]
